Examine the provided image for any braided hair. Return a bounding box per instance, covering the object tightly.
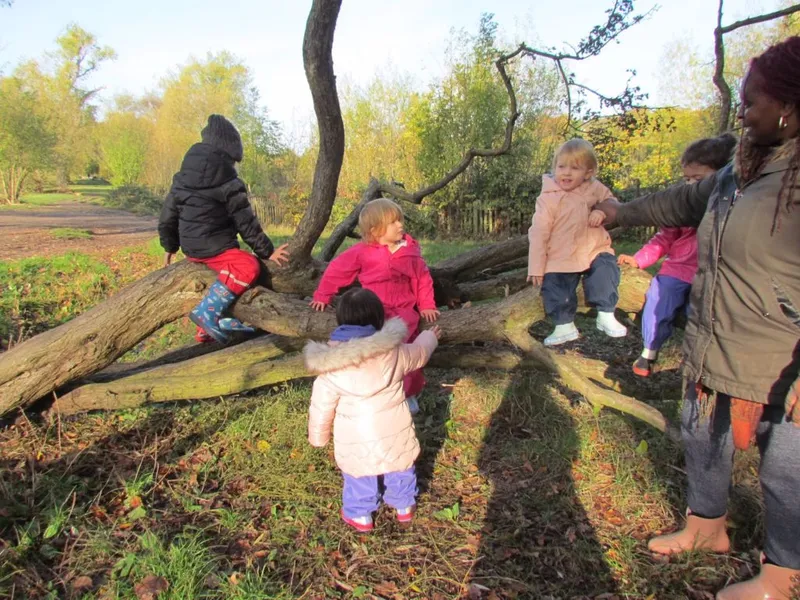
[740,36,800,234]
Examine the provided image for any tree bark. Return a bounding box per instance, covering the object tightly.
[288,0,345,264]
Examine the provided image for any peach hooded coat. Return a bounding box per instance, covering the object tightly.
[528,175,616,277]
[304,318,439,478]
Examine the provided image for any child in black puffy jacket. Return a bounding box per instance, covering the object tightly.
[158,114,289,343]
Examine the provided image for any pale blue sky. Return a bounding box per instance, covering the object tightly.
[0,0,777,146]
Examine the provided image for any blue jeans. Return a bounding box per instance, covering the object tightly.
[542,253,620,325]
[341,466,417,518]
[641,275,692,351]
[682,386,800,569]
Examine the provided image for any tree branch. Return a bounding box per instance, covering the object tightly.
[713,0,733,134]
[719,3,800,33]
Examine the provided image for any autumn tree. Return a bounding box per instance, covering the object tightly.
[0,76,57,203]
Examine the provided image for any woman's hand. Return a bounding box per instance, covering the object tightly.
[429,325,442,339]
[309,300,328,312]
[163,252,175,268]
[269,243,290,266]
[594,199,621,226]
[528,275,544,287]
[588,210,606,227]
[617,254,639,268]
[421,309,440,323]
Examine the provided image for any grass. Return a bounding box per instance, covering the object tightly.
[0,185,115,210]
[50,227,93,240]
[0,234,772,599]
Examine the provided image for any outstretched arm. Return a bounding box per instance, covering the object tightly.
[226,181,275,261]
[312,244,363,305]
[527,200,554,283]
[158,193,180,255]
[634,228,680,270]
[597,174,717,229]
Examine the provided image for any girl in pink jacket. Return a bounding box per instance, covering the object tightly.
[305,288,440,532]
[618,133,737,377]
[528,138,628,346]
[311,199,439,413]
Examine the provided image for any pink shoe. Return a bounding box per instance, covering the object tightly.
[341,510,373,532]
[396,506,416,523]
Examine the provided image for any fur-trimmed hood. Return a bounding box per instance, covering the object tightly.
[304,318,408,374]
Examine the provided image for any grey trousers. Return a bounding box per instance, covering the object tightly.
[682,385,800,569]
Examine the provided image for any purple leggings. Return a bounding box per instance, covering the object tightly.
[341,466,417,518]
[642,274,692,352]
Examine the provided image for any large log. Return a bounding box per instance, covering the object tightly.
[0,253,650,417]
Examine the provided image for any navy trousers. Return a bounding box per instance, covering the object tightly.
[541,253,620,325]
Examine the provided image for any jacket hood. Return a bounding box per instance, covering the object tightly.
[734,138,796,180]
[304,318,408,374]
[173,143,238,191]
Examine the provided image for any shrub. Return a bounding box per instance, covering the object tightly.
[106,185,163,216]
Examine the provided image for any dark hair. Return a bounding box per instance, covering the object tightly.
[744,36,800,233]
[336,288,385,329]
[681,132,737,169]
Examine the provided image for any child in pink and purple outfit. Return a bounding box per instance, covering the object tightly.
[618,133,736,376]
[310,198,439,414]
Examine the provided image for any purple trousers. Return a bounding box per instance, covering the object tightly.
[642,274,692,352]
[342,466,417,518]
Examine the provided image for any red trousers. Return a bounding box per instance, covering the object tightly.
[187,248,261,294]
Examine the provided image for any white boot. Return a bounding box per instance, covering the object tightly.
[544,323,580,346]
[596,311,627,338]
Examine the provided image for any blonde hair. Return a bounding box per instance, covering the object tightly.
[359,198,404,242]
[552,138,598,173]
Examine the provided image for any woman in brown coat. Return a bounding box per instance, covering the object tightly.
[597,37,800,599]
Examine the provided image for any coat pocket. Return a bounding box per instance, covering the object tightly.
[771,277,800,330]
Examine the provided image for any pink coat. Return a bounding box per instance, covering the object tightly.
[313,234,436,337]
[633,227,698,283]
[528,176,616,277]
[304,319,439,477]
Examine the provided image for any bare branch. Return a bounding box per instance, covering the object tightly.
[719,3,800,33]
[713,0,732,134]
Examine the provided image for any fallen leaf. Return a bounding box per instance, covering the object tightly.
[71,576,93,592]
[134,575,169,600]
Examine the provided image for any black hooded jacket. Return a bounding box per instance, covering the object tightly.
[158,143,274,260]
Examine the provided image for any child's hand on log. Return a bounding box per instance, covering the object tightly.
[309,300,328,312]
[421,309,440,323]
[528,275,543,287]
[269,244,290,266]
[617,254,639,268]
[430,325,442,339]
[163,252,175,267]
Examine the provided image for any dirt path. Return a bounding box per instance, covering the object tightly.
[0,202,159,261]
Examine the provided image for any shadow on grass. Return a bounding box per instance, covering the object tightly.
[471,368,617,598]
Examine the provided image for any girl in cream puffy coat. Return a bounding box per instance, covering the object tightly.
[304,288,440,532]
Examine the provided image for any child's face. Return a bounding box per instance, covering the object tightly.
[554,157,594,192]
[375,219,405,246]
[682,162,716,183]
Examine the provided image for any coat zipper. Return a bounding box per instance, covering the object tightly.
[697,188,740,382]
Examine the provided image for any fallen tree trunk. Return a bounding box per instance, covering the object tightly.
[1,252,649,418]
[55,337,679,442]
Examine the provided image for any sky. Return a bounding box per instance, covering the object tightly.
[0,0,780,148]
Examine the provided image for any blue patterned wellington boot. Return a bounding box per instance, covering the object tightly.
[189,280,240,343]
[218,317,255,334]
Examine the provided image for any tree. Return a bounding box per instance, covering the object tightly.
[14,24,116,186]
[712,1,800,132]
[98,110,151,186]
[0,0,681,443]
[0,77,57,204]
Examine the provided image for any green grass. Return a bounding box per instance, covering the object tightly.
[50,227,93,240]
[0,234,769,599]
